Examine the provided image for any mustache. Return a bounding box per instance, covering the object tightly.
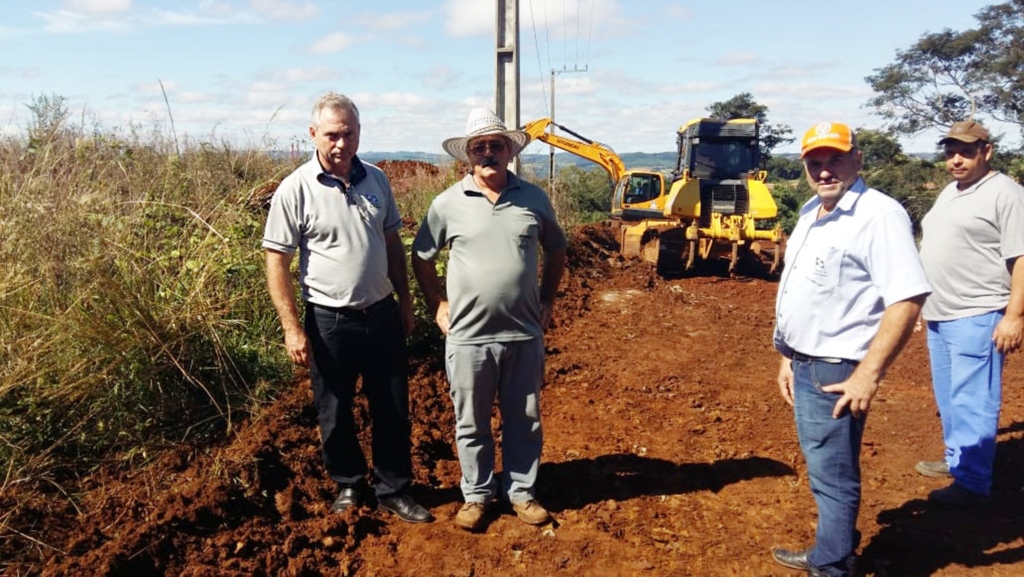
[480,157,499,168]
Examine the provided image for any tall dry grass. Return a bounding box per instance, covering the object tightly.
[0,99,299,491]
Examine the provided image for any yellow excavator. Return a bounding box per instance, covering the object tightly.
[522,117,784,275]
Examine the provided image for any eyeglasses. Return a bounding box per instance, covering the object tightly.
[469,140,507,155]
[944,144,983,160]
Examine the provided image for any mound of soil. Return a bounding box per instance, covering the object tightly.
[6,223,1024,576]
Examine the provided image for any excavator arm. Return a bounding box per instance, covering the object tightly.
[522,118,627,183]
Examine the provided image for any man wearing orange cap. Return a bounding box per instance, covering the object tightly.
[916,120,1024,506]
[772,122,930,575]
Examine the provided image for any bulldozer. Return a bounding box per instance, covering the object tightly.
[522,117,784,276]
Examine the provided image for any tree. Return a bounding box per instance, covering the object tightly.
[865,0,1024,141]
[706,92,794,162]
[854,128,906,171]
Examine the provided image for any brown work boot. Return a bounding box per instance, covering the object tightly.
[915,460,952,478]
[512,500,552,525]
[455,502,488,531]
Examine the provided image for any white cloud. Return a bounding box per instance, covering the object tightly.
[665,4,692,20]
[717,52,760,66]
[249,0,317,22]
[352,10,433,33]
[134,80,179,94]
[420,65,461,91]
[442,0,492,37]
[308,31,355,54]
[64,0,132,15]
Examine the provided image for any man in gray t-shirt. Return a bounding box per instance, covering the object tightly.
[264,92,432,524]
[412,108,566,531]
[916,120,1024,506]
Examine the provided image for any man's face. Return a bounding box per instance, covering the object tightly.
[468,135,511,179]
[802,148,863,210]
[944,140,992,189]
[310,106,360,177]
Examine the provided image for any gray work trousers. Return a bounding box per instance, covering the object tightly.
[445,338,545,504]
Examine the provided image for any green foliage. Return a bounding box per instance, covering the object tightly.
[544,164,614,227]
[706,92,795,162]
[766,156,803,181]
[0,95,296,483]
[866,0,1024,142]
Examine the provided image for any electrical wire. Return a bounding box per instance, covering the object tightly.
[528,0,550,117]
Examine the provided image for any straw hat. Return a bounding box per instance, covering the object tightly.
[442,107,529,163]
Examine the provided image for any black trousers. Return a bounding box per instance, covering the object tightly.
[304,296,412,498]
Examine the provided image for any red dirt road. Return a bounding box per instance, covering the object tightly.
[10,224,1024,576]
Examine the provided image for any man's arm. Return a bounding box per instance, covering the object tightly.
[265,249,310,366]
[777,356,794,406]
[539,247,567,330]
[411,254,449,335]
[992,256,1024,354]
[385,229,415,337]
[822,295,925,418]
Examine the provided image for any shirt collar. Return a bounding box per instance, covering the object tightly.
[313,153,367,188]
[801,177,867,219]
[459,171,522,197]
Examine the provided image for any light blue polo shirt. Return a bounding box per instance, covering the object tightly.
[774,179,931,361]
[413,173,567,345]
[263,156,401,309]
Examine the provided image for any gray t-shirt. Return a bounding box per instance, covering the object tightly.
[263,156,401,309]
[920,171,1024,321]
[413,173,567,345]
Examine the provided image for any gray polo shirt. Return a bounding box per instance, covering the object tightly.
[263,155,401,309]
[413,173,567,345]
[920,171,1024,321]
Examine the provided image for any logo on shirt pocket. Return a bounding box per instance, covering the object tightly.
[805,246,843,287]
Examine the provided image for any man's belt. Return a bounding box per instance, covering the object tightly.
[791,351,850,365]
[310,294,394,316]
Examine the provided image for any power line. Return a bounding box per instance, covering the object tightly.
[575,0,580,66]
[586,0,594,68]
[528,0,550,117]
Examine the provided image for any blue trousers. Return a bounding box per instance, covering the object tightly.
[793,357,862,576]
[926,311,1004,496]
[305,297,412,498]
[445,338,545,504]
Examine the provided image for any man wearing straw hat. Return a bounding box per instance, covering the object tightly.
[915,119,1024,506]
[264,92,433,524]
[412,107,567,531]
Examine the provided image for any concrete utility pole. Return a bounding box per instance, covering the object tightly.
[495,0,520,173]
[549,65,587,189]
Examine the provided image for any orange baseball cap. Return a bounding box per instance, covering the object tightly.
[800,122,856,158]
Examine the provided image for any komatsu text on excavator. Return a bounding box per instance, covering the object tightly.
[522,117,784,275]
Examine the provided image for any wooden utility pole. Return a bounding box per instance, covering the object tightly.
[495,0,520,172]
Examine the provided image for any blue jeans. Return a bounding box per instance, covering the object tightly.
[792,357,862,576]
[445,338,545,504]
[926,311,1004,496]
[305,297,412,498]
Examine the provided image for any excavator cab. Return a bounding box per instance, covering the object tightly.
[618,173,664,207]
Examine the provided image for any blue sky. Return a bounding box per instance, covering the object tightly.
[1,0,1012,155]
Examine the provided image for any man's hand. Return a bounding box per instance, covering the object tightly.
[284,327,311,366]
[777,356,794,407]
[822,370,879,419]
[992,315,1024,354]
[541,300,554,331]
[435,300,451,334]
[399,298,416,337]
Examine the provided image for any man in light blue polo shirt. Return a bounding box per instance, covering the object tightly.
[771,122,930,576]
[916,120,1024,506]
[412,108,566,532]
[264,92,432,524]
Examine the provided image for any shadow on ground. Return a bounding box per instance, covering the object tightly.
[860,428,1024,576]
[537,453,794,511]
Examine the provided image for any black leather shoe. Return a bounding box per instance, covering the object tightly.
[772,547,811,571]
[378,494,434,523]
[331,486,362,513]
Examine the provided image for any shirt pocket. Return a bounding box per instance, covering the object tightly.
[803,245,843,288]
[511,214,539,249]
